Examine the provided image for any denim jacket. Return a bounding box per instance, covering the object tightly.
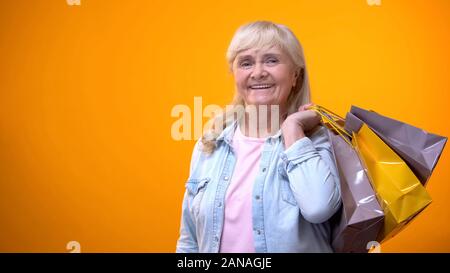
[176,122,341,253]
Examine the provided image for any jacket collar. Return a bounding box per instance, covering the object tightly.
[216,120,283,147]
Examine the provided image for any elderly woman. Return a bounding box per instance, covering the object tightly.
[176,21,341,253]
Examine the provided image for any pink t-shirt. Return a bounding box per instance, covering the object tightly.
[219,125,266,253]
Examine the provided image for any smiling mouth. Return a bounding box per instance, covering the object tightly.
[249,84,275,90]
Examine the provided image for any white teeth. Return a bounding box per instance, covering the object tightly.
[250,84,273,89]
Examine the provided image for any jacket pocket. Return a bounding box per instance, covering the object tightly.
[185,177,210,216]
[281,180,297,206]
[277,162,297,206]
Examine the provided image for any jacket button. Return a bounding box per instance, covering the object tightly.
[255,195,260,200]
[224,176,229,181]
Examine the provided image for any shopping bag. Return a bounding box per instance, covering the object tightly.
[347,116,432,242]
[349,105,447,185]
[311,106,384,252]
[327,130,384,252]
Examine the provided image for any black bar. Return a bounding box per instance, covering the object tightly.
[0,253,448,272]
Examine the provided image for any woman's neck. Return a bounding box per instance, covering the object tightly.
[239,105,287,138]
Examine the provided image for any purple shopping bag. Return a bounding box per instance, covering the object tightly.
[327,129,384,252]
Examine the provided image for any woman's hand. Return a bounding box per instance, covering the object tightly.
[281,103,321,149]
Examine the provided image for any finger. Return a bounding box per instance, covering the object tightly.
[309,109,321,122]
[298,103,314,111]
[304,103,314,110]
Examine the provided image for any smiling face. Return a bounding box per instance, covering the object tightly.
[232,46,299,114]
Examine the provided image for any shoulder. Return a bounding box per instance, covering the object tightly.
[188,137,223,176]
[307,125,332,149]
[188,139,205,174]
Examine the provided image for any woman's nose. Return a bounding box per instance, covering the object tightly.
[250,63,268,80]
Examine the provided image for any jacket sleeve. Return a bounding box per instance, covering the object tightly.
[175,140,202,253]
[280,126,341,224]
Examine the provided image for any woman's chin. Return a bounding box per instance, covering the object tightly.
[244,88,280,106]
[245,99,276,107]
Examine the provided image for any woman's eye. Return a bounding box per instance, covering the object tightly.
[239,61,252,68]
[266,58,279,65]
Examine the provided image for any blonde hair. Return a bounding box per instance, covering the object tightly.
[201,21,311,154]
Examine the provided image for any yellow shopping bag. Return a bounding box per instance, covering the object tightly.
[352,124,432,242]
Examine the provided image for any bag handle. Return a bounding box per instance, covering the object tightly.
[309,105,353,147]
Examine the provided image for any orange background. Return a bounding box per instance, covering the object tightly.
[0,0,449,252]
